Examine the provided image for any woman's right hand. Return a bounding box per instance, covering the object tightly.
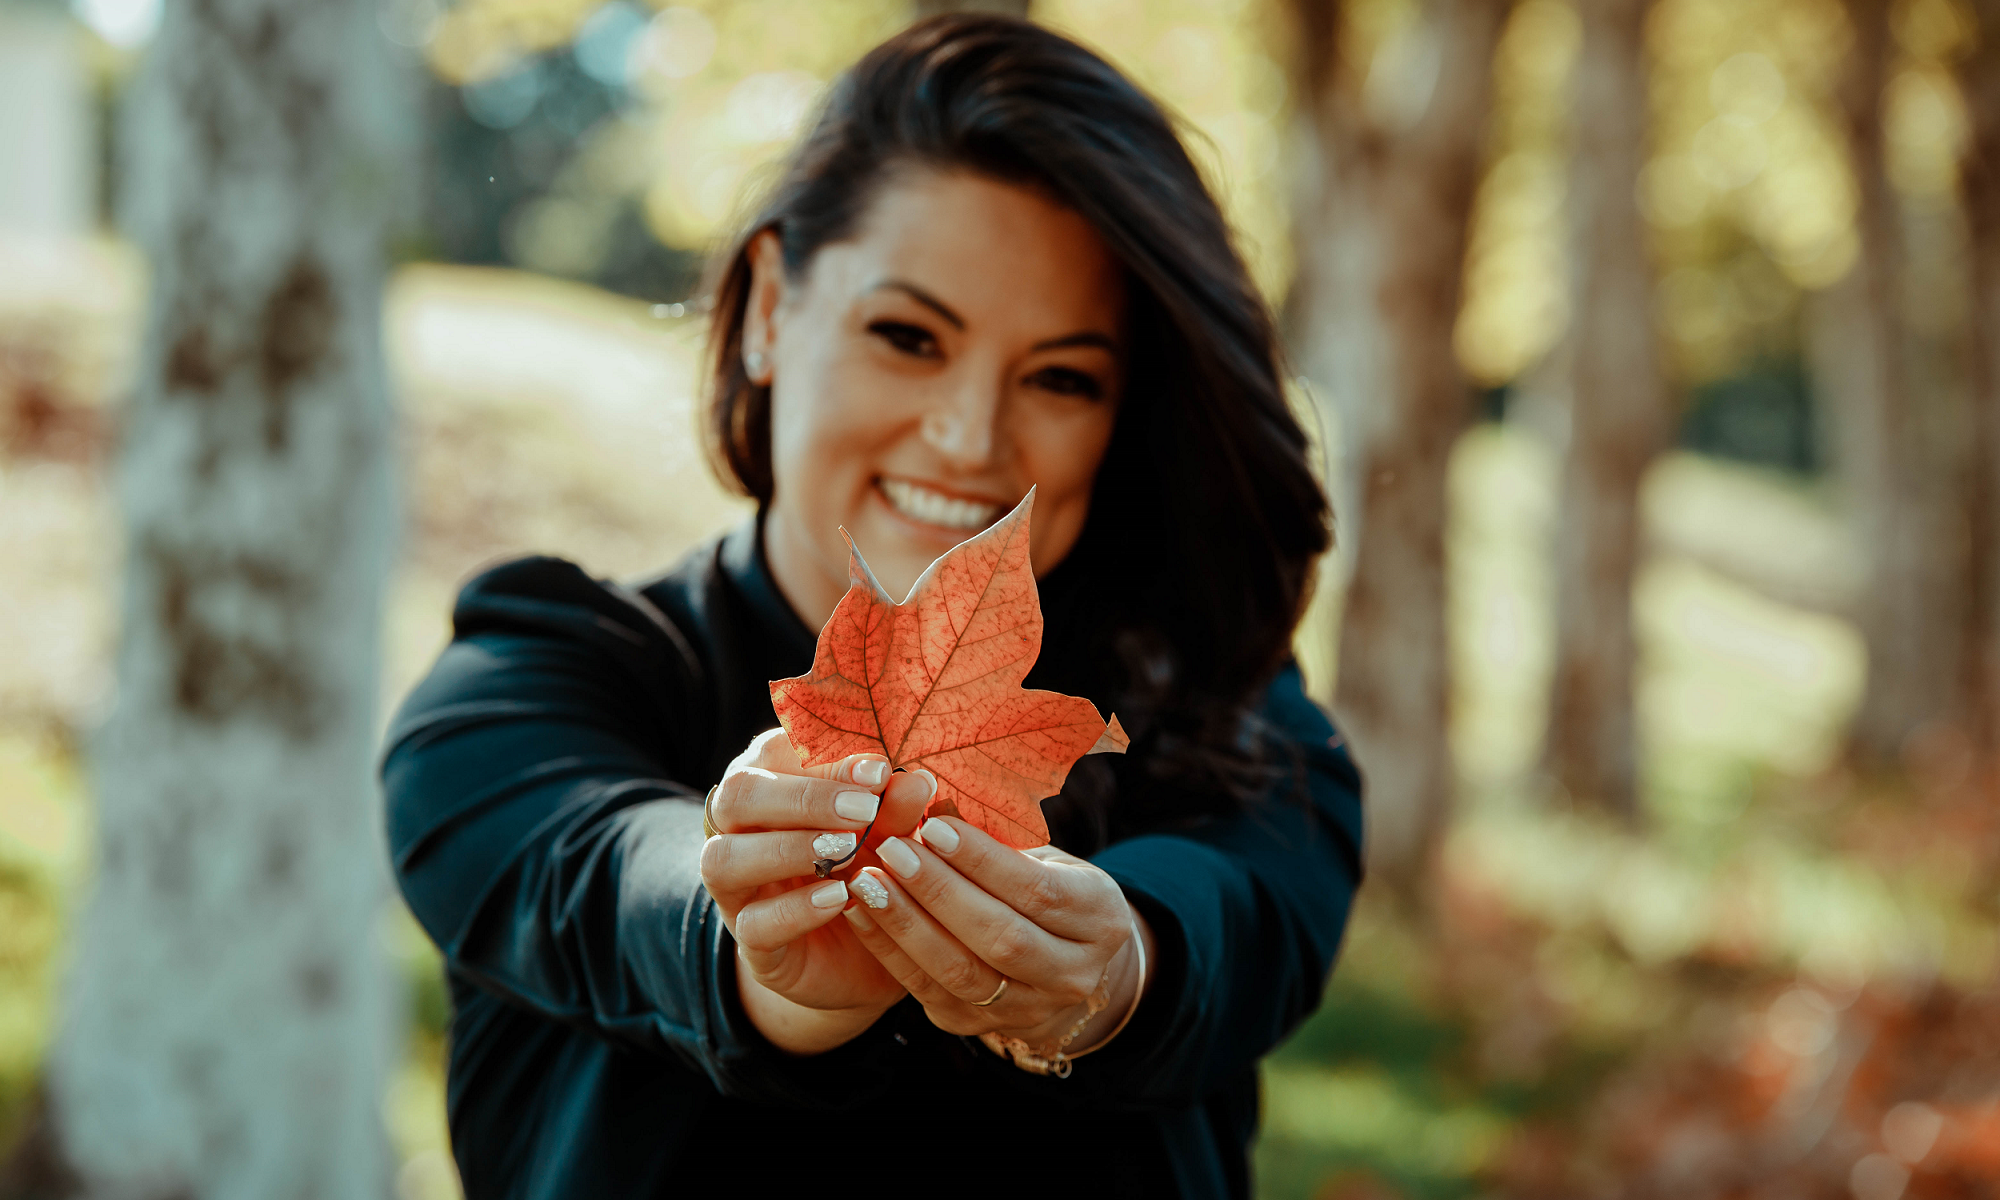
[698,727,935,1051]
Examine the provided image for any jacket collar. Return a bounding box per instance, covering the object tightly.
[719,513,820,669]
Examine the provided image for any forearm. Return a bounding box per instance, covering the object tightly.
[736,954,894,1055]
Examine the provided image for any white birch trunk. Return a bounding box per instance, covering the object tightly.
[1288,0,1509,884]
[1546,0,1665,817]
[21,0,408,1190]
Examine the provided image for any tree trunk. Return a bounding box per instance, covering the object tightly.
[1545,0,1665,817]
[912,0,1031,19]
[16,0,407,1190]
[1287,0,1509,884]
[1959,1,2000,763]
[1827,0,1961,766]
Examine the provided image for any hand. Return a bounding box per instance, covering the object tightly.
[698,728,936,1052]
[837,815,1152,1056]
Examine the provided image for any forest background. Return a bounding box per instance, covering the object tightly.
[0,0,1996,1196]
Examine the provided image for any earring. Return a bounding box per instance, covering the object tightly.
[746,350,767,379]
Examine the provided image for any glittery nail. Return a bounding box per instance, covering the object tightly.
[851,871,890,910]
[812,832,857,861]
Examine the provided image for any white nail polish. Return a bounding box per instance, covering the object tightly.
[834,790,880,822]
[915,769,938,800]
[852,871,890,909]
[852,760,889,787]
[919,817,959,854]
[810,881,847,909]
[812,832,857,860]
[879,837,920,879]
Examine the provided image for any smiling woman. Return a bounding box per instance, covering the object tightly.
[382,15,1363,1200]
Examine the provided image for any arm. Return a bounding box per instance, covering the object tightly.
[1079,663,1364,1105]
[835,662,1362,1108]
[382,566,902,1106]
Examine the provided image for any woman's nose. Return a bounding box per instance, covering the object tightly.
[919,382,1001,467]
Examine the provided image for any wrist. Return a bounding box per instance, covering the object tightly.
[1065,905,1152,1056]
[735,956,893,1056]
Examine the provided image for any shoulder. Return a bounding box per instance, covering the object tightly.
[386,546,723,755]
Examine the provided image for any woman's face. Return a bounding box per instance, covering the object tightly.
[743,168,1126,630]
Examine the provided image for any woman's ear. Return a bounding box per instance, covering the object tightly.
[742,230,785,386]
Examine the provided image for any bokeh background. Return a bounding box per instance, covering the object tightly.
[2,0,1997,1196]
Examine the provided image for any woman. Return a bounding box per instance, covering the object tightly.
[384,15,1362,1199]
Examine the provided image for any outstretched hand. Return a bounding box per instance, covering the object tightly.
[837,815,1153,1060]
[698,728,935,1052]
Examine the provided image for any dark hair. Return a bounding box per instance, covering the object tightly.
[703,15,1330,841]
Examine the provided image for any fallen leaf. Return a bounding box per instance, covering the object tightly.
[769,489,1125,848]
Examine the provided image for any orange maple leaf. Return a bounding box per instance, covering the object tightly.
[769,490,1127,848]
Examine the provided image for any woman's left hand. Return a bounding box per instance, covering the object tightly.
[838,815,1151,1053]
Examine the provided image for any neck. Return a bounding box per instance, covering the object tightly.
[760,508,844,633]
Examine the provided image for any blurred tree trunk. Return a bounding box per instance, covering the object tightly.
[1545,0,1665,817]
[1822,0,1961,766]
[1287,0,1509,884]
[913,0,1031,18]
[1959,2,2000,761]
[4,0,406,1191]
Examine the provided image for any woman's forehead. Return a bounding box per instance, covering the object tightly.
[811,169,1125,337]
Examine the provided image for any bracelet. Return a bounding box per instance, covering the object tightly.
[979,910,1147,1078]
[1062,910,1147,1063]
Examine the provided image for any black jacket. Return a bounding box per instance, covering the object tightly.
[382,520,1364,1199]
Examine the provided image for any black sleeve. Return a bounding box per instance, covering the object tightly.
[381,557,895,1108]
[987,663,1365,1109]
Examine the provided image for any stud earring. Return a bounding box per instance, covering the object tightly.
[746,350,767,378]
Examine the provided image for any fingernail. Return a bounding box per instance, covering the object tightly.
[810,881,847,909]
[918,817,959,854]
[879,837,920,880]
[834,790,880,822]
[812,832,857,860]
[851,871,890,909]
[844,905,875,931]
[915,769,938,800]
[852,759,889,787]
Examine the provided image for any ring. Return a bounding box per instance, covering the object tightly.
[702,785,721,839]
[972,978,1010,1007]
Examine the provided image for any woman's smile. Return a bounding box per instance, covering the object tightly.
[875,476,1009,535]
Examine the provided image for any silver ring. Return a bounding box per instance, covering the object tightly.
[702,785,721,839]
[972,978,1010,1007]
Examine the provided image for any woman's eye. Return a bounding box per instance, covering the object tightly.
[867,320,939,358]
[1028,366,1105,400]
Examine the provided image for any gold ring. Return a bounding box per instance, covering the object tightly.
[972,978,1010,1007]
[702,785,721,839]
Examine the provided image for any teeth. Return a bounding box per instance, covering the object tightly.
[880,478,1001,531]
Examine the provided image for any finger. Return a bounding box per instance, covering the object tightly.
[838,898,1000,1037]
[700,830,861,905]
[731,878,853,963]
[916,816,1123,943]
[844,866,1030,1011]
[872,833,1089,994]
[709,768,884,834]
[745,728,893,788]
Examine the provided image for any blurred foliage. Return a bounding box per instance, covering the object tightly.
[7,0,2000,1197]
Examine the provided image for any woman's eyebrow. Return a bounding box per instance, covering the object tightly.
[871,279,965,329]
[870,278,1118,353]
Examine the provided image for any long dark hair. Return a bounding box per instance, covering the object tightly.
[703,15,1329,843]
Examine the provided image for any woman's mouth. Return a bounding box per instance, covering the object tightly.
[877,477,1004,532]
